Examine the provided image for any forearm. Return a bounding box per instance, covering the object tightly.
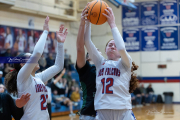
[84,22,103,66]
[17,30,48,84]
[54,73,64,84]
[111,27,125,50]
[40,42,64,83]
[111,27,131,68]
[77,21,85,52]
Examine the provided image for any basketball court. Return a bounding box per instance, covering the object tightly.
[52,104,180,120]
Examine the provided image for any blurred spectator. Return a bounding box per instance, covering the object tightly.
[70,87,80,103]
[64,49,69,70]
[53,90,75,117]
[39,54,47,71]
[67,79,79,98]
[133,84,142,106]
[46,53,54,68]
[28,30,35,53]
[68,55,74,71]
[4,49,12,57]
[15,29,26,52]
[3,63,13,77]
[0,84,5,93]
[131,93,136,107]
[139,83,148,105]
[65,71,73,97]
[4,27,13,50]
[146,84,157,103]
[72,79,79,87]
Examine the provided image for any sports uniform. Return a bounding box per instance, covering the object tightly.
[17,30,64,120]
[84,22,136,120]
[76,61,96,120]
[16,35,26,52]
[28,36,35,53]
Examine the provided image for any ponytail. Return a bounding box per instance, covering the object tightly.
[5,70,18,95]
[129,62,139,93]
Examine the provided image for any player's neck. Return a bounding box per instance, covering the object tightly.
[31,72,35,77]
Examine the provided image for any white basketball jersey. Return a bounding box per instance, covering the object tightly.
[18,75,49,120]
[44,38,51,53]
[94,58,132,110]
[28,36,35,53]
[17,36,25,52]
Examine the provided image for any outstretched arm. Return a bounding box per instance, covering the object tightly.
[53,69,66,84]
[84,22,104,67]
[36,24,68,83]
[103,7,131,68]
[76,6,89,69]
[17,16,49,85]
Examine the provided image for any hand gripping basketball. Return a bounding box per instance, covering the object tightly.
[86,0,109,25]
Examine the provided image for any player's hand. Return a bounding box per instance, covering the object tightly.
[56,24,68,43]
[81,3,90,23]
[16,93,31,108]
[102,7,116,29]
[43,16,49,32]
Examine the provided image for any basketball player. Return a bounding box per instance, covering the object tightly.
[4,16,68,120]
[4,27,13,49]
[84,7,138,120]
[76,5,101,120]
[16,29,26,52]
[28,30,35,53]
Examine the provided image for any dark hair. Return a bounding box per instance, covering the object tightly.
[5,53,26,95]
[129,62,139,93]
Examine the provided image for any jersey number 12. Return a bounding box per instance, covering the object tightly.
[101,78,114,94]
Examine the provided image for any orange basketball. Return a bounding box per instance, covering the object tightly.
[86,0,109,25]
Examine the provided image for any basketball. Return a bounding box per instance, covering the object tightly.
[86,0,109,25]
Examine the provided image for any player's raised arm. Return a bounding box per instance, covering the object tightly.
[17,16,49,84]
[76,6,89,69]
[103,7,131,68]
[53,69,66,85]
[36,24,67,83]
[84,21,104,67]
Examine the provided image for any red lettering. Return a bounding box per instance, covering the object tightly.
[101,68,104,76]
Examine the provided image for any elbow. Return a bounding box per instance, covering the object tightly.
[57,64,64,72]
[77,47,84,54]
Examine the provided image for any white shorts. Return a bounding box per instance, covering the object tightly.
[97,109,136,120]
[79,115,96,120]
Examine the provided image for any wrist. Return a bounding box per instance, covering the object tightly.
[80,21,85,26]
[109,23,116,29]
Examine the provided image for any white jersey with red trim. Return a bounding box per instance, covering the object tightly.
[18,75,49,120]
[94,58,132,110]
[17,30,64,120]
